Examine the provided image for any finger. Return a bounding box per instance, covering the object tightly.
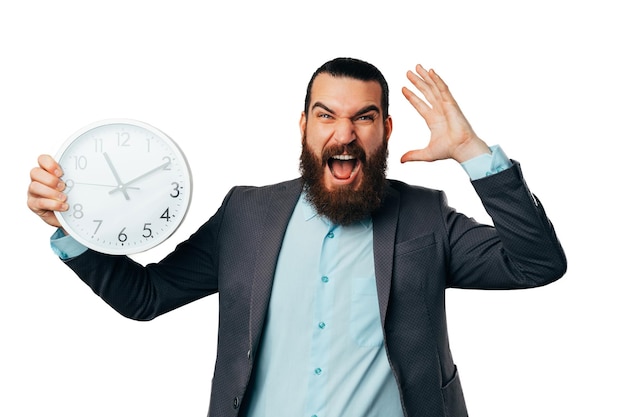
[26,184,67,227]
[26,193,63,228]
[414,65,445,102]
[406,67,440,107]
[30,165,65,192]
[37,154,63,177]
[27,183,68,222]
[28,177,66,201]
[401,86,433,121]
[27,191,67,213]
[413,64,437,89]
[428,68,457,105]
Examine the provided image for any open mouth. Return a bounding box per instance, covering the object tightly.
[328,154,360,180]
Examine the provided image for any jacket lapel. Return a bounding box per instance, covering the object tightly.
[372,182,399,326]
[248,179,302,356]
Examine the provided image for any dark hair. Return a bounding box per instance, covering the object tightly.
[304,57,389,120]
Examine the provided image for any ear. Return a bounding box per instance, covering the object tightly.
[384,116,393,142]
[299,111,307,142]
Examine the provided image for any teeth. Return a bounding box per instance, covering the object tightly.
[331,155,356,160]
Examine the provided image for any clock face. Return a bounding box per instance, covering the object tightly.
[54,119,192,255]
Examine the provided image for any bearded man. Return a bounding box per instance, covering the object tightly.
[27,57,566,417]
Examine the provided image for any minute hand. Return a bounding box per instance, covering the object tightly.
[104,152,130,200]
[109,161,170,196]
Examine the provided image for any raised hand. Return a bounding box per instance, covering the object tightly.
[400,64,490,164]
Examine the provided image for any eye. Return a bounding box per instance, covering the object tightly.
[316,112,334,121]
[356,114,375,122]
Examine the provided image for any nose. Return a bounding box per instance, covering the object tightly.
[333,117,356,145]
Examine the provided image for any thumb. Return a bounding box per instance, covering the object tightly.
[400,148,436,163]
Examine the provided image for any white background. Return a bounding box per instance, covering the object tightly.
[2,1,624,416]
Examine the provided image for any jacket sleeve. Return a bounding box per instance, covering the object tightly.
[63,187,236,320]
[445,161,567,289]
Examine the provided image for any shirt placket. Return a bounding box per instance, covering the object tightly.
[306,222,339,417]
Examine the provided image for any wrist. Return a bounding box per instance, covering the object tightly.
[452,137,491,163]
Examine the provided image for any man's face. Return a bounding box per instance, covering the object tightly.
[300,73,392,192]
[299,74,393,224]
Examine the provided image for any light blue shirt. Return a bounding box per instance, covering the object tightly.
[50,147,512,416]
[246,194,403,417]
[460,144,511,179]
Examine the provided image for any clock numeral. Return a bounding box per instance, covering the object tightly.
[94,137,103,153]
[160,208,171,221]
[117,132,130,147]
[64,179,75,194]
[143,223,153,238]
[162,156,172,171]
[170,182,181,198]
[72,155,88,170]
[72,203,84,219]
[93,220,103,234]
[118,227,128,243]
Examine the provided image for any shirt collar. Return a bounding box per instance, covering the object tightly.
[299,192,372,229]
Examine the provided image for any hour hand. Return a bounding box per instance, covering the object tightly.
[109,160,170,197]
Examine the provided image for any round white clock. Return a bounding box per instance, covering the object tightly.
[54,119,192,255]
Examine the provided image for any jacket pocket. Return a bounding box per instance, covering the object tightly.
[441,366,468,417]
[395,233,436,256]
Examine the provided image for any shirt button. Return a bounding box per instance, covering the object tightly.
[318,321,326,329]
[232,396,240,409]
[315,367,323,375]
[321,276,329,283]
[326,231,334,239]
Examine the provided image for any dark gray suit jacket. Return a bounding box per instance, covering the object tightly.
[65,161,566,417]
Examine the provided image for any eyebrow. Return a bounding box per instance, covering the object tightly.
[311,102,381,118]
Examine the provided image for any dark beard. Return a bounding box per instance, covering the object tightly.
[299,137,388,226]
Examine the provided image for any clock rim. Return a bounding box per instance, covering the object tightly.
[53,118,193,255]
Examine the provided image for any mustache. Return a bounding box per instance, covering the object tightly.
[321,142,367,165]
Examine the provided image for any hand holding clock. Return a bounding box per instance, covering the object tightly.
[28,154,68,230]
